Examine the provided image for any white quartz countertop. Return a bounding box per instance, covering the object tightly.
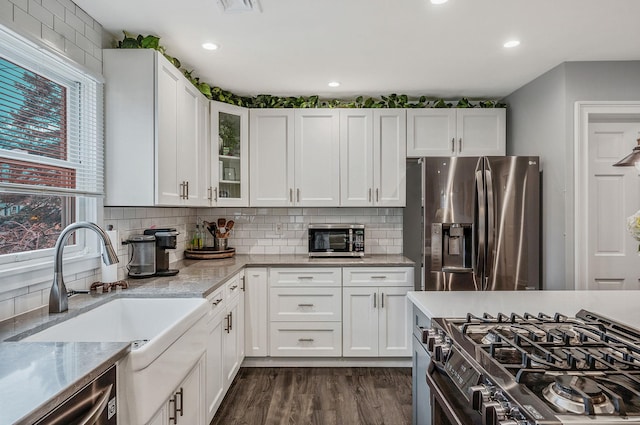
[0,342,129,425]
[407,290,640,328]
[0,254,413,424]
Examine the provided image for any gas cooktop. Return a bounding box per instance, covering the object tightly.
[429,310,640,424]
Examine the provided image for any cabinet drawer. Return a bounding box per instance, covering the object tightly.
[343,267,413,287]
[269,287,341,322]
[226,273,242,299]
[206,286,226,319]
[269,322,342,357]
[269,268,341,287]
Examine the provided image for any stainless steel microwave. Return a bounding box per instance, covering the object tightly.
[308,224,365,257]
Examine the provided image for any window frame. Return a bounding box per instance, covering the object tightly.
[0,24,105,287]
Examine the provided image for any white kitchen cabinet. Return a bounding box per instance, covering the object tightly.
[104,49,209,206]
[342,267,413,357]
[268,267,342,357]
[249,109,340,206]
[205,286,225,423]
[406,108,505,157]
[223,272,244,388]
[210,101,249,206]
[340,109,406,206]
[204,271,245,423]
[244,268,268,357]
[148,355,205,425]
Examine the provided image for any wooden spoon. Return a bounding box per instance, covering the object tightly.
[225,220,234,237]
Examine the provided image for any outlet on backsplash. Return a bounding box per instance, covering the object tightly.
[275,223,283,235]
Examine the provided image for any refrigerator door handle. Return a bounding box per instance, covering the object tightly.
[474,169,485,287]
[484,168,495,289]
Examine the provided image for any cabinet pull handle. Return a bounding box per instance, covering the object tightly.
[373,292,377,308]
[376,188,379,202]
[169,395,177,423]
[371,275,387,279]
[241,276,245,291]
[224,313,230,333]
[185,181,189,199]
[214,187,218,201]
[208,186,213,201]
[368,188,372,202]
[298,303,314,307]
[298,338,314,342]
[458,138,462,153]
[297,188,300,202]
[297,276,314,280]
[179,182,184,199]
[289,188,293,203]
[451,138,455,153]
[176,387,184,417]
[230,284,238,290]
[229,311,233,331]
[212,298,222,306]
[381,292,384,308]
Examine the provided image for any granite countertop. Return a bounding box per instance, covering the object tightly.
[0,254,413,424]
[0,342,129,425]
[407,290,640,328]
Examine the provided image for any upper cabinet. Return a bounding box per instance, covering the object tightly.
[104,49,209,206]
[250,109,340,207]
[210,101,249,207]
[340,109,406,207]
[406,108,506,157]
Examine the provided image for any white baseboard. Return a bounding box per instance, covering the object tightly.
[241,357,411,368]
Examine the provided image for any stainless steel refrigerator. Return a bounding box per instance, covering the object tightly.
[404,156,540,291]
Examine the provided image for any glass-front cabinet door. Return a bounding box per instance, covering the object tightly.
[210,101,249,206]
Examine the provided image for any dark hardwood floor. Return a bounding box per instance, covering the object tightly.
[210,367,412,425]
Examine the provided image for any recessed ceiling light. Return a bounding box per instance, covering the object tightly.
[328,81,340,88]
[503,40,521,48]
[202,42,219,51]
[430,0,449,4]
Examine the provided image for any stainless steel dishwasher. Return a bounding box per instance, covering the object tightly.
[35,365,117,425]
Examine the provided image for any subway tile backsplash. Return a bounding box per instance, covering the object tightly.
[103,206,403,279]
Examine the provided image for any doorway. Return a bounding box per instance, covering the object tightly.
[575,102,640,289]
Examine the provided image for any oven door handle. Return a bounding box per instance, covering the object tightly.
[77,384,113,425]
[426,370,465,425]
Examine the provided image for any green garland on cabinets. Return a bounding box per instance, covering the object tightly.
[115,32,507,109]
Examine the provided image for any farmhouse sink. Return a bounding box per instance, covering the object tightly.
[23,297,209,423]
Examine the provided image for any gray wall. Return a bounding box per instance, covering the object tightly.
[503,61,640,290]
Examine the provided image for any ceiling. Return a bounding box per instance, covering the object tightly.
[75,0,640,100]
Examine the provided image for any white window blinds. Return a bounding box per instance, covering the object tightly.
[0,25,104,197]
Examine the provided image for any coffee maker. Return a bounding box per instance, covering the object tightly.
[126,234,157,278]
[143,228,179,276]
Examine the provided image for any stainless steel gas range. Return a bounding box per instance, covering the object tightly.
[424,310,640,425]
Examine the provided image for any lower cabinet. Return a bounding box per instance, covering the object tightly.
[244,268,269,356]
[147,355,205,425]
[268,267,342,357]
[205,271,245,424]
[342,268,413,357]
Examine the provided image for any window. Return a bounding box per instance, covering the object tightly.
[0,25,103,274]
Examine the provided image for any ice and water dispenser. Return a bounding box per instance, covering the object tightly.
[431,223,473,273]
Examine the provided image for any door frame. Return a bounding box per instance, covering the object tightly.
[574,101,640,289]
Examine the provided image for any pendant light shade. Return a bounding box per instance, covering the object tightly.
[613,138,640,171]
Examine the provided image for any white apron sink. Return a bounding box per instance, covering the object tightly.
[23,297,208,424]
